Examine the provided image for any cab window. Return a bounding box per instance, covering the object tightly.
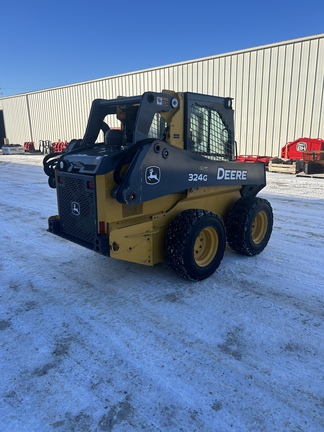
[189,104,231,160]
[148,113,167,140]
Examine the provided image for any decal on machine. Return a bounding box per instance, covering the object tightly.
[145,166,161,185]
[71,201,81,216]
[216,167,247,181]
[157,97,168,106]
[296,142,307,152]
[188,173,208,182]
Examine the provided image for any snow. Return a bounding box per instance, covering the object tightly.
[0,153,323,432]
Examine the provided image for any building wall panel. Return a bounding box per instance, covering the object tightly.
[0,96,31,143]
[1,34,323,156]
[311,37,323,137]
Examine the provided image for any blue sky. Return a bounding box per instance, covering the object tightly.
[1,0,323,97]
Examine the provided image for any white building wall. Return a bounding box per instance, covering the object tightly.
[1,34,323,156]
[0,95,31,143]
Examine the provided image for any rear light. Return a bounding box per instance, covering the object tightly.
[99,221,106,234]
[58,176,64,184]
[87,180,94,190]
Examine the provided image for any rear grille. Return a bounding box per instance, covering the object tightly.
[57,173,96,244]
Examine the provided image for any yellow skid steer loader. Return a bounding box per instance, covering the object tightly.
[44,90,273,280]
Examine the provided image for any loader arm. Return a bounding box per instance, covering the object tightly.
[114,140,266,205]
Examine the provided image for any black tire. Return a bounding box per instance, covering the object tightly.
[226,197,273,256]
[164,209,226,281]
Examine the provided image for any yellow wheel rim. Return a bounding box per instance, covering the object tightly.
[194,227,219,267]
[252,211,268,244]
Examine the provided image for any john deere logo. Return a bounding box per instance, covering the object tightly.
[71,201,80,216]
[145,166,161,185]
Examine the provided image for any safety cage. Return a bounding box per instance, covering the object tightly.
[184,93,235,161]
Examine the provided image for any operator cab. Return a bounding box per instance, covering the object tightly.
[67,91,235,161]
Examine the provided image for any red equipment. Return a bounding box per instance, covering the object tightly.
[236,155,272,166]
[281,138,324,160]
[24,141,35,152]
[303,150,324,162]
[51,141,69,153]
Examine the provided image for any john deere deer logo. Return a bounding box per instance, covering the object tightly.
[145,166,161,185]
[71,201,80,216]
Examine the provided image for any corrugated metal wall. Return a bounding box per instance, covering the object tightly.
[1,34,323,156]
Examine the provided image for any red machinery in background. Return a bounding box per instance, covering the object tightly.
[281,137,324,160]
[51,141,69,153]
[236,155,272,165]
[24,141,35,152]
[237,137,324,175]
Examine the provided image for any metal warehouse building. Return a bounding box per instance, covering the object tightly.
[0,34,323,157]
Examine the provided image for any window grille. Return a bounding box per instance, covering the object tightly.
[189,104,232,160]
[148,113,167,140]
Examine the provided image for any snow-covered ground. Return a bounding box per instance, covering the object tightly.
[0,153,323,432]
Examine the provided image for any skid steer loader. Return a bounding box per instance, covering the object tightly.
[43,90,273,281]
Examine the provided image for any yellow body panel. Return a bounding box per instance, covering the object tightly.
[96,170,241,266]
[109,220,155,265]
[161,90,184,149]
